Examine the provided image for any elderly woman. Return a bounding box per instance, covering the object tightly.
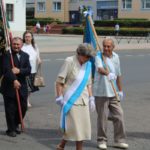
[55,43,95,150]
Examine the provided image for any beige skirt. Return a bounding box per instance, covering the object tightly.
[63,105,91,141]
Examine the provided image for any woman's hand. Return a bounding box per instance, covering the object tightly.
[89,96,95,112]
[56,95,64,107]
[37,58,42,65]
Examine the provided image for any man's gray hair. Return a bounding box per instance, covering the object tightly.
[103,37,115,47]
[12,37,23,42]
[76,43,95,57]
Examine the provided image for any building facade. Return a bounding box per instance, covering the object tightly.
[35,0,97,23]
[96,0,118,20]
[3,0,26,36]
[34,0,150,23]
[35,0,116,22]
[118,0,150,19]
[35,0,69,22]
[69,0,96,23]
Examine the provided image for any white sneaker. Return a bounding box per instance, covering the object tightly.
[114,142,129,149]
[97,142,107,149]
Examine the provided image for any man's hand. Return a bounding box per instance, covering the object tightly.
[89,96,95,112]
[108,73,117,81]
[55,95,64,107]
[12,67,20,74]
[118,91,124,101]
[13,80,21,89]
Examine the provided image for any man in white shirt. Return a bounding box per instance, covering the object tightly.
[36,22,41,34]
[115,23,120,36]
[93,38,128,149]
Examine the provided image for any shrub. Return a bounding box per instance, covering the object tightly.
[26,18,62,26]
[94,20,150,28]
[62,27,150,36]
[63,27,84,35]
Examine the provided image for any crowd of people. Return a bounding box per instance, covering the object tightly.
[0,32,129,150]
[35,22,51,34]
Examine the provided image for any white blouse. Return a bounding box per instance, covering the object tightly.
[22,44,40,73]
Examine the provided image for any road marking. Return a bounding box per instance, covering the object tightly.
[56,58,65,61]
[124,54,149,57]
[42,59,51,62]
[125,55,133,57]
[137,55,145,57]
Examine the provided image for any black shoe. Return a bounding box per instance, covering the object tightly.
[6,130,16,137]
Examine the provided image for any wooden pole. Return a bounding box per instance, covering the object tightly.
[0,0,10,48]
[10,53,25,131]
[87,15,119,100]
[0,0,25,131]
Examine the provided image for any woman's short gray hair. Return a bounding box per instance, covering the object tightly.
[76,43,95,57]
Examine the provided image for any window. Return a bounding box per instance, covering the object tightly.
[142,0,150,9]
[79,0,94,1]
[37,2,46,12]
[53,2,61,11]
[122,0,132,9]
[97,0,118,9]
[6,4,14,21]
[70,0,78,2]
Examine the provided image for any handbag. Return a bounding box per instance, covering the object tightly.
[34,64,45,87]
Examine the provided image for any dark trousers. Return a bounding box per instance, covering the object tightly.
[3,94,27,131]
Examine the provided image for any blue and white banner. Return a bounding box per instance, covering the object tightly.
[83,13,97,77]
[60,61,91,132]
[83,13,97,50]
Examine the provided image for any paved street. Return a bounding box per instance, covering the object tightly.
[0,35,150,150]
[34,34,150,53]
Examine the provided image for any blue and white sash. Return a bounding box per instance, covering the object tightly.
[60,61,91,132]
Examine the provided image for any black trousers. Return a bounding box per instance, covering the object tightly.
[3,94,27,131]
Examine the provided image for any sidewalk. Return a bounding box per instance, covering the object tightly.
[34,34,150,53]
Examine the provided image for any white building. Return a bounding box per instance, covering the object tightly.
[4,0,26,36]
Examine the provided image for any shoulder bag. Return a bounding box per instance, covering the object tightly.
[34,64,45,87]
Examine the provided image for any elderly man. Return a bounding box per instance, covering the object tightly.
[93,38,128,149]
[1,37,31,137]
